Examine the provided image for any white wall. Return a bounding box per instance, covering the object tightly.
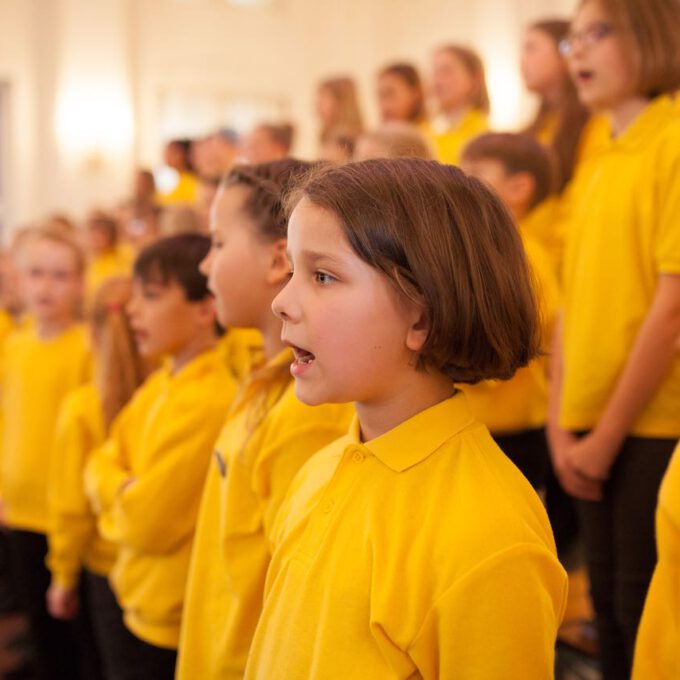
[0,0,578,232]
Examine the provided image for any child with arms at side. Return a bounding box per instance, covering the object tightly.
[244,158,567,679]
[85,235,237,679]
[177,160,352,679]
[0,227,91,679]
[549,2,680,677]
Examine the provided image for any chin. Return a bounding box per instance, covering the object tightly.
[293,382,340,407]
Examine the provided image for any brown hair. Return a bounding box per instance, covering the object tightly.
[256,123,295,153]
[289,158,540,383]
[436,44,491,114]
[356,122,434,160]
[462,133,555,209]
[379,63,426,122]
[221,159,319,427]
[90,277,146,429]
[87,210,119,248]
[586,0,680,97]
[318,77,364,144]
[523,19,590,192]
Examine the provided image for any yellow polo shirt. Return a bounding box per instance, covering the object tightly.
[633,442,680,679]
[560,96,680,435]
[244,393,567,679]
[0,324,91,533]
[462,231,559,433]
[47,384,116,588]
[425,109,489,165]
[85,346,237,649]
[85,245,135,305]
[177,349,353,679]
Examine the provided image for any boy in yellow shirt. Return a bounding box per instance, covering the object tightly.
[0,227,91,679]
[85,234,237,679]
[460,132,560,490]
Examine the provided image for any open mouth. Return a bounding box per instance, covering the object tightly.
[575,69,594,84]
[292,345,316,366]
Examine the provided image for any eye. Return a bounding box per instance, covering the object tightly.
[314,271,336,286]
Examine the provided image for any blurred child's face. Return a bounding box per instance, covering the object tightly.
[521,28,565,94]
[315,88,337,125]
[431,51,475,111]
[87,225,113,255]
[461,157,532,220]
[201,185,286,329]
[21,238,82,325]
[240,129,285,165]
[273,197,420,407]
[567,1,638,110]
[377,73,419,123]
[126,276,209,359]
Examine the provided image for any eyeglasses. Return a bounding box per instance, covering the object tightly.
[558,22,615,57]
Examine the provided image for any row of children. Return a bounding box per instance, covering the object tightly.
[2,0,680,678]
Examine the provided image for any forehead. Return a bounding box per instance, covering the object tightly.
[23,237,80,271]
[211,184,252,231]
[573,0,608,27]
[288,198,349,250]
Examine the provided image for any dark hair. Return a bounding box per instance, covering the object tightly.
[379,63,426,122]
[288,158,540,383]
[221,158,318,241]
[133,233,211,301]
[462,133,555,209]
[523,19,590,192]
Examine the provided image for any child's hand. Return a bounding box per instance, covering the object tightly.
[567,431,617,486]
[549,428,603,501]
[46,583,79,620]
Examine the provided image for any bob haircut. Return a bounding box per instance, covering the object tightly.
[286,158,540,384]
[133,233,211,302]
[462,132,555,209]
[585,0,680,97]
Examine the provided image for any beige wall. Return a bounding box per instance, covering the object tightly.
[0,0,576,232]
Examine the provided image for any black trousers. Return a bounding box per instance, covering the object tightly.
[86,571,176,680]
[575,436,675,680]
[493,427,549,490]
[5,529,85,680]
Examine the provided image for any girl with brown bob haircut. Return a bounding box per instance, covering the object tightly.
[244,158,566,679]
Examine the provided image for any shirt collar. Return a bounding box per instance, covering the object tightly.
[348,391,476,472]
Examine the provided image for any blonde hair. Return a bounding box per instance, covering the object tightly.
[90,277,146,429]
[318,77,364,144]
[24,225,86,275]
[355,123,434,160]
[589,0,680,96]
[435,44,491,114]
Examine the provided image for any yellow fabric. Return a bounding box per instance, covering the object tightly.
[560,96,680,435]
[85,245,135,304]
[85,346,237,649]
[177,349,352,679]
[536,113,558,146]
[219,328,265,383]
[462,230,560,433]
[633,442,680,679]
[0,324,91,533]
[244,393,567,679]
[424,109,489,165]
[47,384,116,588]
[0,309,14,347]
[156,171,199,207]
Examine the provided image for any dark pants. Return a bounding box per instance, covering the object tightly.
[86,571,176,680]
[576,436,675,680]
[6,529,83,680]
[493,427,549,490]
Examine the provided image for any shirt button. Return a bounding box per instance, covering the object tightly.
[352,451,364,463]
[322,499,334,514]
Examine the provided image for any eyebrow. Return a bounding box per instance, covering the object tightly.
[287,249,346,267]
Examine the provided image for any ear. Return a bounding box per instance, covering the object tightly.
[405,298,430,353]
[506,172,536,213]
[265,238,290,287]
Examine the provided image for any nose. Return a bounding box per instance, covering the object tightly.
[271,276,298,322]
[199,249,212,277]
